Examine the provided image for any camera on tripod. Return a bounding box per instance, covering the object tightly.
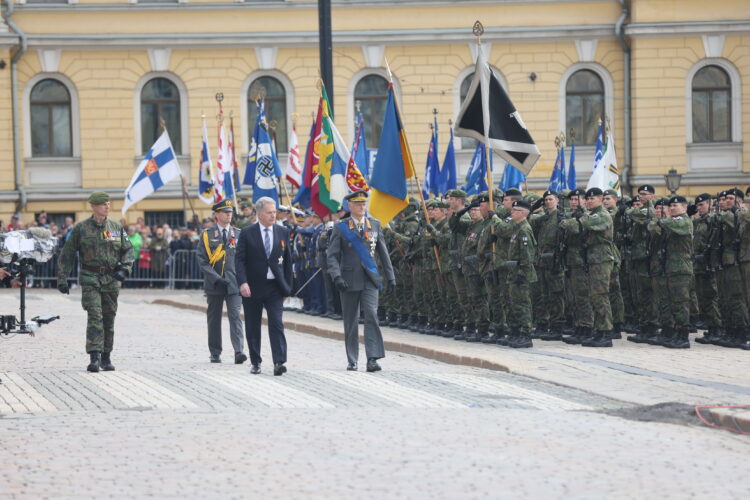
[1,229,60,336]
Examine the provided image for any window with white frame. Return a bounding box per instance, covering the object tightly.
[692,65,732,143]
[248,76,288,154]
[30,78,72,157]
[354,74,389,147]
[565,69,604,146]
[140,77,181,154]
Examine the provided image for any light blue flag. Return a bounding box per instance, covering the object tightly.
[548,148,564,192]
[463,142,490,195]
[352,110,369,180]
[567,143,577,190]
[244,98,282,205]
[499,162,526,191]
[592,122,603,171]
[422,117,440,199]
[439,127,457,193]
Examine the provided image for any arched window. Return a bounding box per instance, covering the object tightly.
[354,74,388,146]
[141,77,181,154]
[565,69,604,146]
[30,79,72,157]
[248,76,288,153]
[692,65,731,143]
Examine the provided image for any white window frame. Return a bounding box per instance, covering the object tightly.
[133,71,189,156]
[347,68,401,143]
[24,73,80,159]
[685,58,742,144]
[240,69,295,159]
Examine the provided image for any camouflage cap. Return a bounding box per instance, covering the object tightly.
[87,191,110,205]
[445,189,467,198]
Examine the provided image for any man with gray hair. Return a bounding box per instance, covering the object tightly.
[236,196,293,376]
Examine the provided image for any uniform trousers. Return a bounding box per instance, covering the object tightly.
[206,293,244,357]
[340,288,385,365]
[82,284,119,353]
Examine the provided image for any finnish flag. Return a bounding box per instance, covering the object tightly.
[122,131,181,215]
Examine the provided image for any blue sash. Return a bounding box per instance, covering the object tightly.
[338,220,381,283]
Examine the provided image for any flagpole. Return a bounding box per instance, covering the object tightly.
[159,116,196,225]
[227,110,240,213]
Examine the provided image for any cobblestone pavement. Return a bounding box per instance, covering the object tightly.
[1,290,749,499]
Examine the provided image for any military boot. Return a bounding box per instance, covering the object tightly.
[610,323,623,339]
[665,328,690,349]
[694,327,718,344]
[645,327,666,345]
[540,327,563,341]
[465,324,484,342]
[483,326,502,343]
[627,325,649,343]
[562,326,583,344]
[441,323,456,338]
[377,307,386,322]
[454,323,471,341]
[740,330,750,350]
[508,330,533,349]
[100,352,115,371]
[87,352,101,373]
[396,314,409,329]
[417,316,429,333]
[582,330,613,348]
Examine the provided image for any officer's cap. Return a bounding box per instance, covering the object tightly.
[543,190,559,199]
[278,205,291,213]
[603,189,619,198]
[504,188,523,198]
[512,200,532,211]
[637,184,656,194]
[695,193,712,204]
[446,189,467,199]
[87,191,110,205]
[344,190,369,203]
[568,188,586,198]
[212,199,234,213]
[669,195,687,204]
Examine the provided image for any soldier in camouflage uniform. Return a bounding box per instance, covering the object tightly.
[692,193,723,344]
[602,189,625,336]
[423,199,451,334]
[647,195,694,348]
[444,190,471,337]
[453,197,483,340]
[503,200,537,348]
[57,192,134,372]
[530,190,566,340]
[234,200,255,229]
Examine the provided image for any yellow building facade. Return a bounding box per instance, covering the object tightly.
[0,0,748,225]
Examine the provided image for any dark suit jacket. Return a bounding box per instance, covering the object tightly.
[327,216,395,292]
[236,222,293,297]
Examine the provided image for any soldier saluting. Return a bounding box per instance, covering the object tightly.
[57,192,133,372]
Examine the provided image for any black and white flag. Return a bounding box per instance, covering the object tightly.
[454,45,540,175]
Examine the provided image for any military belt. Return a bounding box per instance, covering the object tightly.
[81,264,114,274]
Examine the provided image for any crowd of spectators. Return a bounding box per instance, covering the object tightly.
[0,211,219,289]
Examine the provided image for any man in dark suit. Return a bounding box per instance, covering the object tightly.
[236,196,293,376]
[327,191,396,372]
[197,199,246,364]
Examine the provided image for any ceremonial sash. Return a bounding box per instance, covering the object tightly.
[202,231,226,276]
[338,220,381,284]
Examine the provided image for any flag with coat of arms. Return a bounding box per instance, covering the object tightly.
[122,130,181,215]
[244,97,283,204]
[197,118,216,204]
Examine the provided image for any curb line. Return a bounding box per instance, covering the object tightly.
[707,408,750,433]
[152,299,509,373]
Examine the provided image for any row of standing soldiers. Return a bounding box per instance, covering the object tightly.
[377,185,750,351]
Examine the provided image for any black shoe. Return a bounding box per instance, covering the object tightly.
[273,363,287,376]
[347,362,358,371]
[508,333,533,349]
[539,330,563,341]
[562,327,583,344]
[366,358,382,372]
[482,334,499,344]
[87,352,101,373]
[235,353,248,365]
[250,364,261,374]
[582,331,613,347]
[100,352,115,371]
[210,354,221,363]
[665,329,690,349]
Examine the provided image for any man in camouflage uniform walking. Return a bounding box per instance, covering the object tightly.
[57,192,134,372]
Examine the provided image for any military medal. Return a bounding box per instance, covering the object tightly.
[278,256,284,265]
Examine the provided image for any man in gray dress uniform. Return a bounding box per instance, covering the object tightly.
[197,199,247,364]
[327,191,396,372]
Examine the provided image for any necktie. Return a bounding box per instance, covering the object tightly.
[222,228,227,246]
[264,227,272,257]
[358,222,364,237]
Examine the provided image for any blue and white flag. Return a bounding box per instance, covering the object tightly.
[122,131,181,215]
[587,128,620,195]
[463,142,491,195]
[244,98,282,204]
[499,162,526,191]
[422,118,440,199]
[592,122,603,172]
[352,110,370,180]
[197,118,216,204]
[547,147,565,193]
[567,142,577,190]
[438,127,457,193]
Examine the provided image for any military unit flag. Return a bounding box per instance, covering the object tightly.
[197,118,216,204]
[285,122,302,189]
[587,127,620,195]
[244,97,283,205]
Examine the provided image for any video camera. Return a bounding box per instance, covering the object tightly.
[1,229,60,336]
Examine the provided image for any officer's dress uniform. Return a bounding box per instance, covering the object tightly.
[197,206,245,362]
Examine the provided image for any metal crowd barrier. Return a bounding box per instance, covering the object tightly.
[25,248,205,290]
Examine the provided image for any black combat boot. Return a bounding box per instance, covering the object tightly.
[627,325,649,343]
[610,323,623,339]
[417,316,429,333]
[380,311,392,327]
[508,329,533,348]
[582,330,613,347]
[454,323,471,341]
[396,314,409,329]
[645,327,665,345]
[87,352,101,373]
[377,307,386,322]
[540,327,563,341]
[562,326,583,344]
[466,324,484,343]
[100,352,115,371]
[665,328,690,349]
[694,327,718,344]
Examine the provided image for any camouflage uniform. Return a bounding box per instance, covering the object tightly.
[560,210,594,341]
[447,208,473,335]
[692,208,722,341]
[504,216,537,348]
[531,206,566,338]
[626,203,659,337]
[57,216,133,354]
[459,216,485,340]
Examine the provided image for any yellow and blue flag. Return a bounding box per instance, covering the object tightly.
[369,83,415,225]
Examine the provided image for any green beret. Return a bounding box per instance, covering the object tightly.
[603,189,619,198]
[524,193,541,203]
[87,191,110,205]
[446,189,467,199]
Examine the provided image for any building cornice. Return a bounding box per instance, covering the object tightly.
[17,25,615,50]
[625,20,750,38]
